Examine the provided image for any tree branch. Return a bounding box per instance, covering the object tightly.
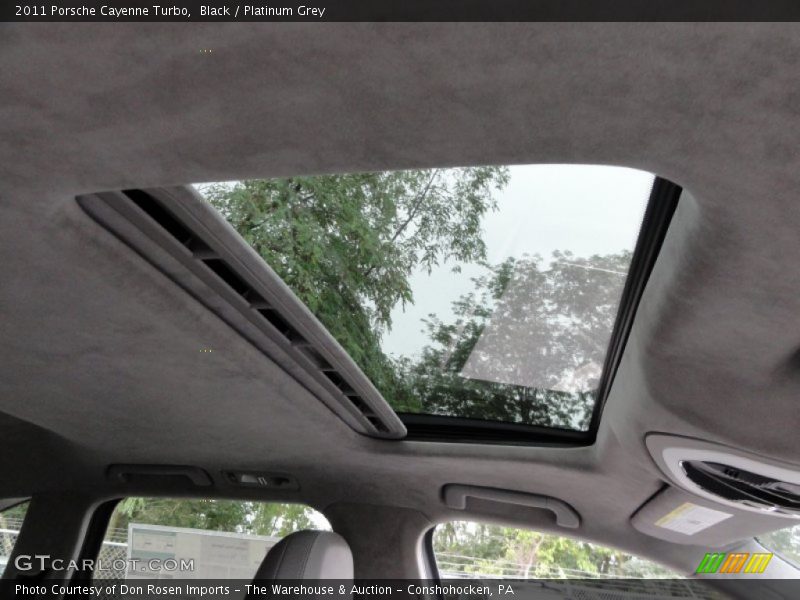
[247,191,316,232]
[362,169,440,279]
[390,168,440,243]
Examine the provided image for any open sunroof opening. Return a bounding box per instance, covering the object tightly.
[196,164,674,438]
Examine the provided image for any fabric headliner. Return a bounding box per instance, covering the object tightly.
[2,23,800,576]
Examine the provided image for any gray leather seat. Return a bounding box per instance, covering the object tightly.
[249,530,353,582]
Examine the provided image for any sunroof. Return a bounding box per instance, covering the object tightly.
[197,165,658,433]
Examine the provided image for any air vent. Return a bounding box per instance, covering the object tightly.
[107,465,212,487]
[682,461,800,516]
[201,258,253,295]
[257,308,300,340]
[78,187,406,440]
[123,189,211,255]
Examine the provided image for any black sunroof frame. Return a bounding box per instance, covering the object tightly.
[400,176,682,446]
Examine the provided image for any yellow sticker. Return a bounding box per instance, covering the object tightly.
[655,502,732,535]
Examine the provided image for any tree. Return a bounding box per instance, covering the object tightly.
[203,168,509,411]
[110,498,250,535]
[107,498,324,540]
[432,521,675,579]
[0,502,28,558]
[251,503,315,538]
[401,251,631,429]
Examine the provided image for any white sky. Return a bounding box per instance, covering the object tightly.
[381,164,654,358]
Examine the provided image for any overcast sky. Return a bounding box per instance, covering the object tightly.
[381,164,654,358]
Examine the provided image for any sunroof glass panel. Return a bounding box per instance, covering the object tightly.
[197,165,653,432]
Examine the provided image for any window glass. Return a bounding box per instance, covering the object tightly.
[0,501,29,577]
[433,521,718,598]
[758,523,800,567]
[94,498,329,581]
[198,164,654,432]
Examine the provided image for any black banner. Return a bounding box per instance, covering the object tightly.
[8,0,800,22]
[3,578,799,600]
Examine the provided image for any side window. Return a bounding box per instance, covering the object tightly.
[94,498,330,581]
[758,523,800,567]
[0,501,29,577]
[433,521,716,598]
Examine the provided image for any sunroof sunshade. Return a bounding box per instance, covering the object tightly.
[198,165,654,432]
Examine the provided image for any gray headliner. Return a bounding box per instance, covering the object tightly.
[2,23,800,576]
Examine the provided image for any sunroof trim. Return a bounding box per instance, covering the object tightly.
[587,177,682,436]
[400,413,592,446]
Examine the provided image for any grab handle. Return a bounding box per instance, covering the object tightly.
[443,484,581,528]
[107,464,212,486]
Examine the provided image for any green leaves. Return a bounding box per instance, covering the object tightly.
[204,167,508,412]
[206,168,506,333]
[107,498,324,538]
[250,502,316,538]
[433,521,676,578]
[113,498,249,533]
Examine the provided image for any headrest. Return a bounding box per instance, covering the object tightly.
[252,530,354,580]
